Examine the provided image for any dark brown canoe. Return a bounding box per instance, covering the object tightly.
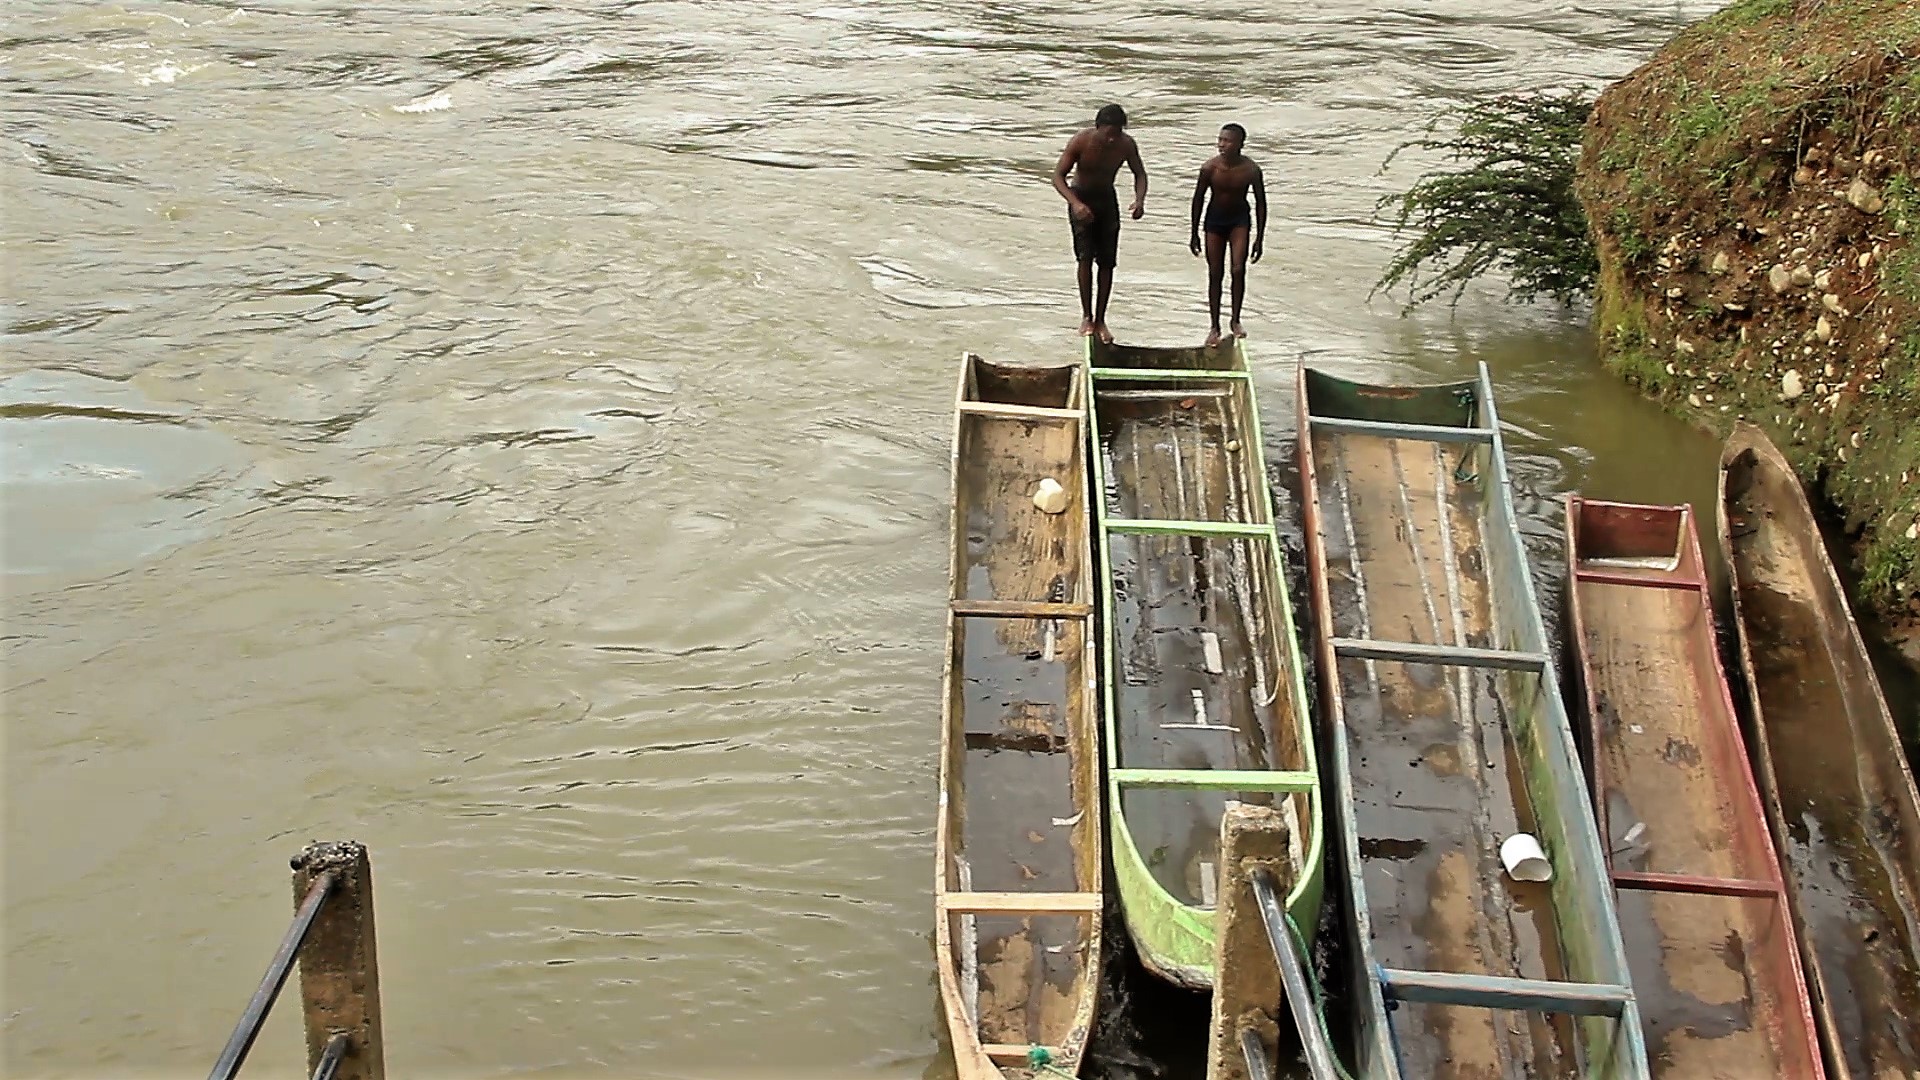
[1565,496,1824,1078]
[935,354,1102,1079]
[1717,423,1920,1079]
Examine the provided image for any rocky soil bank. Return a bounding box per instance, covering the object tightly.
[1577,0,1920,641]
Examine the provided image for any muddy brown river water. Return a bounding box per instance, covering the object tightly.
[6,1,1912,1077]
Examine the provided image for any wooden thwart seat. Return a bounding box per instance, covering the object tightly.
[1103,518,1274,539]
[1572,569,1706,591]
[983,1044,1059,1065]
[938,891,1102,915]
[1111,767,1317,792]
[956,400,1081,422]
[1088,366,1250,382]
[1380,969,1633,1018]
[1305,414,1494,444]
[949,598,1091,619]
[1609,870,1779,898]
[1330,637,1549,671]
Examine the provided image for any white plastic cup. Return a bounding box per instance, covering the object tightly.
[1032,478,1069,515]
[1500,833,1553,883]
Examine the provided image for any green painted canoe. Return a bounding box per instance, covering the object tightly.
[1083,337,1323,989]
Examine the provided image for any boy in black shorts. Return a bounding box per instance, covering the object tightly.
[1189,123,1266,345]
[1052,104,1147,344]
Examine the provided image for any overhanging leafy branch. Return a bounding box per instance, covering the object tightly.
[1373,91,1597,311]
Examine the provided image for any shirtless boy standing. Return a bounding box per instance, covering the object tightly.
[1188,124,1265,345]
[1052,104,1147,344]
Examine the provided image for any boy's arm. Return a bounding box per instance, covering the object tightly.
[1190,162,1211,255]
[1053,136,1089,219]
[1126,137,1148,219]
[1251,164,1268,263]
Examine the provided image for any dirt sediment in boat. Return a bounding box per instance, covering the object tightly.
[1574,0,1920,655]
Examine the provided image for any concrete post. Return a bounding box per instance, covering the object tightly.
[1205,802,1292,1080]
[291,841,386,1080]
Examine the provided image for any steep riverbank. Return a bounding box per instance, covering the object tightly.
[1576,0,1920,645]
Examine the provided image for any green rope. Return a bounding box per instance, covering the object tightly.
[1024,1046,1078,1078]
[1285,912,1360,1080]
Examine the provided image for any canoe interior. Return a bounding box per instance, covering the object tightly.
[1567,498,1823,1079]
[1300,366,1642,1080]
[939,354,1100,1073]
[1098,371,1308,907]
[1089,338,1319,986]
[1720,430,1920,1078]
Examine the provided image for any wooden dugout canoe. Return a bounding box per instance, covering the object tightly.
[1565,496,1824,1078]
[935,354,1103,1079]
[1717,423,1920,1079]
[1083,338,1322,990]
[1297,363,1650,1080]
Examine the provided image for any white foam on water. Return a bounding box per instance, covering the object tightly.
[137,60,205,86]
[392,89,453,114]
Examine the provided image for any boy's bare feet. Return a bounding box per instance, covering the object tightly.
[1230,320,1247,339]
[1094,322,1115,344]
[1204,327,1222,347]
[1079,316,1095,337]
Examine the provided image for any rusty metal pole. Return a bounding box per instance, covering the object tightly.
[291,841,386,1080]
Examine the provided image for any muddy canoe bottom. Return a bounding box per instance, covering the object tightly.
[1719,424,1920,1079]
[1298,363,1649,1080]
[1088,338,1323,990]
[936,354,1102,1079]
[1567,496,1825,1078]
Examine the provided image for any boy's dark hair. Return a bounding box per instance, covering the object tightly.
[1222,123,1247,143]
[1095,104,1127,129]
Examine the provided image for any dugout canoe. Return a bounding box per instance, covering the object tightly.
[1297,363,1650,1079]
[935,353,1103,1079]
[1565,495,1823,1078]
[1717,423,1920,1079]
[1084,337,1323,990]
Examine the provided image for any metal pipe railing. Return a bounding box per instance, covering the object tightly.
[1249,866,1343,1080]
[208,872,337,1080]
[311,1033,350,1080]
[207,841,385,1080]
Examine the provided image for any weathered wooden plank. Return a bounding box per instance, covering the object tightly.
[957,400,1082,423]
[1379,968,1631,1018]
[982,1044,1055,1065]
[1329,637,1548,671]
[1096,387,1234,400]
[1089,366,1251,382]
[1307,415,1494,444]
[1111,768,1318,792]
[938,891,1102,915]
[1609,870,1779,899]
[1104,518,1275,539]
[949,598,1092,619]
[1572,570,1706,591]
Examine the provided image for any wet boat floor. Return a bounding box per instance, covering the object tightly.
[951,411,1097,1052]
[1577,579,1814,1077]
[1314,432,1577,1080]
[1101,400,1307,910]
[1728,480,1920,1077]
